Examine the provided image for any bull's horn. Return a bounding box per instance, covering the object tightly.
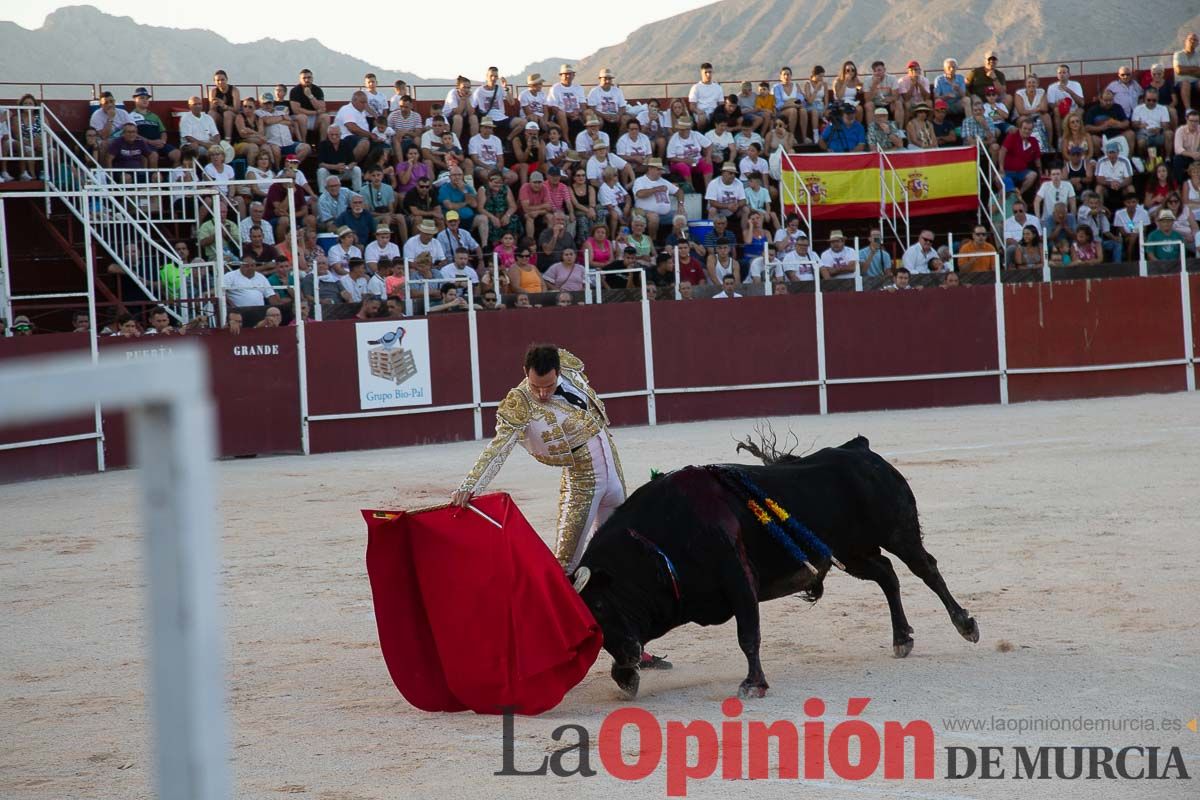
[573,566,591,593]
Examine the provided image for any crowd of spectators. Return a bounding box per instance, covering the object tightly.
[6,32,1200,335]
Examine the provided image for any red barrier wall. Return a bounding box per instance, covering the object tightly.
[1004,275,1191,402]
[0,328,301,483]
[305,316,474,453]
[650,294,821,422]
[824,285,1001,411]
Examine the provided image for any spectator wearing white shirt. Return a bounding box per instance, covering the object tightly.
[239,202,276,245]
[1095,141,1135,209]
[629,158,681,238]
[712,275,743,298]
[472,67,511,136]
[900,230,942,274]
[587,68,629,139]
[781,232,819,281]
[442,76,476,140]
[1034,168,1077,227]
[439,248,482,285]
[616,119,654,173]
[1113,190,1152,259]
[546,64,587,137]
[1046,64,1086,139]
[518,74,550,133]
[327,226,363,271]
[404,219,447,264]
[705,163,748,224]
[1003,199,1043,265]
[362,73,389,121]
[666,119,714,191]
[746,244,785,284]
[688,62,725,129]
[89,91,134,140]
[364,224,400,267]
[338,259,369,303]
[818,230,859,280]
[332,91,372,163]
[223,258,280,309]
[1131,89,1172,160]
[585,140,633,188]
[574,116,610,158]
[468,118,512,186]
[179,96,220,161]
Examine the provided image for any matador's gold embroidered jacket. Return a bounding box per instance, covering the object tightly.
[457,349,610,495]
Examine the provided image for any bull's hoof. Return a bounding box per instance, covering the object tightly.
[893,637,914,658]
[957,616,980,643]
[613,666,640,700]
[737,679,768,699]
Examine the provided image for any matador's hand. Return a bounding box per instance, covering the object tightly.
[450,488,473,507]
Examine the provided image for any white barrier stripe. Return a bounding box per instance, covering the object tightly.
[0,432,103,452]
[1007,359,1187,375]
[306,402,477,422]
[826,369,1000,385]
[12,291,90,300]
[657,379,821,394]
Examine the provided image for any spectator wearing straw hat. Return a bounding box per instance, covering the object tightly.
[588,68,628,139]
[547,64,587,138]
[631,157,682,238]
[327,226,362,271]
[364,224,400,268]
[574,114,610,159]
[1145,209,1186,260]
[518,74,550,134]
[404,218,447,264]
[705,162,747,224]
[818,230,859,280]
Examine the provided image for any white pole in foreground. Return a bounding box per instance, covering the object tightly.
[0,347,229,800]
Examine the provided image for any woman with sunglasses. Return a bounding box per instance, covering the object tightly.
[833,61,863,122]
[506,248,547,294]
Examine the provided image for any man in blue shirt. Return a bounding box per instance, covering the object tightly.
[819,104,867,153]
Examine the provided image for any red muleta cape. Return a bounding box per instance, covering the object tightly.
[363,492,602,715]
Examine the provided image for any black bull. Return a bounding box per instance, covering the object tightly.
[575,436,980,699]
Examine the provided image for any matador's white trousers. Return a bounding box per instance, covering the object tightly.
[555,432,625,572]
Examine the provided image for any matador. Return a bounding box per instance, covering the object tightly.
[451,343,626,574]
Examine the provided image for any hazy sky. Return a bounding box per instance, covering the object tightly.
[7,2,721,78]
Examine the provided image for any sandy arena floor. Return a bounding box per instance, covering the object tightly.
[3,392,1199,799]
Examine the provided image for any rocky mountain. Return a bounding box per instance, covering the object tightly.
[506,57,580,87]
[0,6,445,97]
[575,0,1200,85]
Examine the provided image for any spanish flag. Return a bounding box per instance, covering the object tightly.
[782,146,977,221]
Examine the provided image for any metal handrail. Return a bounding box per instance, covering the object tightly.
[877,147,911,251]
[776,147,813,235]
[974,137,1005,251]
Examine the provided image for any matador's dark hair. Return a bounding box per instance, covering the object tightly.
[524,343,561,375]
